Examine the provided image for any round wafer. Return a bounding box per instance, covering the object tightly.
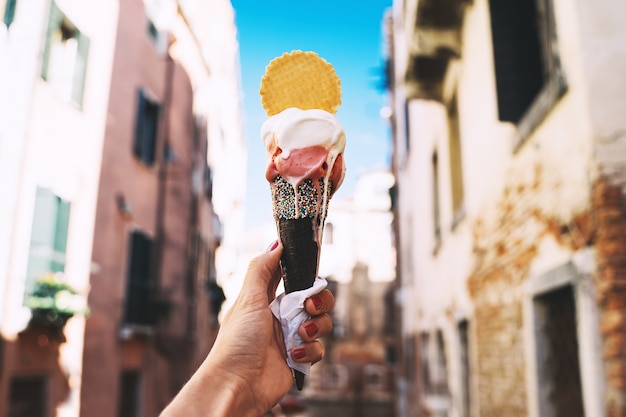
[260,50,341,116]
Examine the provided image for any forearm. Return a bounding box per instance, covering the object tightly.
[159,357,257,417]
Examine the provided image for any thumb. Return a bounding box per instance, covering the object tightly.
[241,240,283,303]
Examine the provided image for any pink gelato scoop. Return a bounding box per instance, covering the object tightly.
[266,146,345,196]
[262,107,346,210]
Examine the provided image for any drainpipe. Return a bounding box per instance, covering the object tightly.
[154,52,174,295]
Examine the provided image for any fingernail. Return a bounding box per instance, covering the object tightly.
[310,296,323,311]
[292,348,306,360]
[266,240,279,252]
[304,323,318,337]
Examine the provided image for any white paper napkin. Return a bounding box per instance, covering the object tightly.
[269,277,328,375]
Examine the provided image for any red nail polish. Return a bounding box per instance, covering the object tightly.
[292,348,306,360]
[267,240,279,251]
[311,296,323,310]
[304,323,318,337]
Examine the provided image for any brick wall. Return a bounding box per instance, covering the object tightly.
[593,177,626,417]
[467,162,593,417]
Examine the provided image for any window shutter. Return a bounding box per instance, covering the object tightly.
[41,0,62,81]
[8,376,47,417]
[489,0,544,123]
[30,188,57,248]
[133,90,147,159]
[125,231,154,325]
[51,197,71,272]
[72,32,89,108]
[129,231,151,282]
[142,100,159,165]
[133,90,159,166]
[447,94,464,214]
[3,0,17,28]
[432,152,441,242]
[25,187,71,292]
[26,188,57,290]
[118,371,141,417]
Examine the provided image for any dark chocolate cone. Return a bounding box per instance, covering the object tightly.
[279,217,320,294]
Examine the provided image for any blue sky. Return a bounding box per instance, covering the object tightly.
[230,0,393,230]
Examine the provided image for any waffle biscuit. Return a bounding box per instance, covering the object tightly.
[260,50,341,116]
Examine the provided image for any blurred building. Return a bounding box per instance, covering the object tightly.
[0,0,244,416]
[0,1,118,416]
[385,0,626,417]
[304,170,397,417]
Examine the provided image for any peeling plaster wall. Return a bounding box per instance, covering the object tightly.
[461,0,599,414]
[391,0,624,415]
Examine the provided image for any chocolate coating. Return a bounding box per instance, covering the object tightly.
[278,217,320,294]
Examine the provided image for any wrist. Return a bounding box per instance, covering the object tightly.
[160,357,256,417]
[201,353,259,417]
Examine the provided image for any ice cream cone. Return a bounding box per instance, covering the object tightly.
[271,175,331,390]
[260,51,345,391]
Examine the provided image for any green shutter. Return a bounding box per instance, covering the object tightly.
[41,1,62,80]
[51,197,71,272]
[3,0,16,28]
[72,31,89,108]
[25,187,71,292]
[26,188,57,291]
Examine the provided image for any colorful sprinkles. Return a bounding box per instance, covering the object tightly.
[271,176,331,220]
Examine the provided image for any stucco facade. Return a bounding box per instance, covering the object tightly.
[0,1,118,416]
[386,0,626,416]
[0,0,243,415]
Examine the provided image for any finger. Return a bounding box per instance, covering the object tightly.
[298,314,333,342]
[304,289,335,315]
[290,341,325,364]
[240,241,283,303]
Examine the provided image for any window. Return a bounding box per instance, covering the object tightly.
[403,100,411,154]
[432,151,441,247]
[421,330,450,396]
[533,285,584,417]
[419,332,431,392]
[363,364,388,391]
[123,230,155,326]
[41,0,90,108]
[143,0,169,54]
[2,0,16,28]
[8,375,47,417]
[458,320,471,417]
[147,19,159,42]
[405,334,417,384]
[133,89,160,167]
[488,0,566,146]
[432,330,449,396]
[204,165,213,200]
[25,187,71,294]
[323,364,348,390]
[323,222,334,244]
[117,371,141,417]
[447,93,464,226]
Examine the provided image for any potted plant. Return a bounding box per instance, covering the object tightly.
[25,272,89,330]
